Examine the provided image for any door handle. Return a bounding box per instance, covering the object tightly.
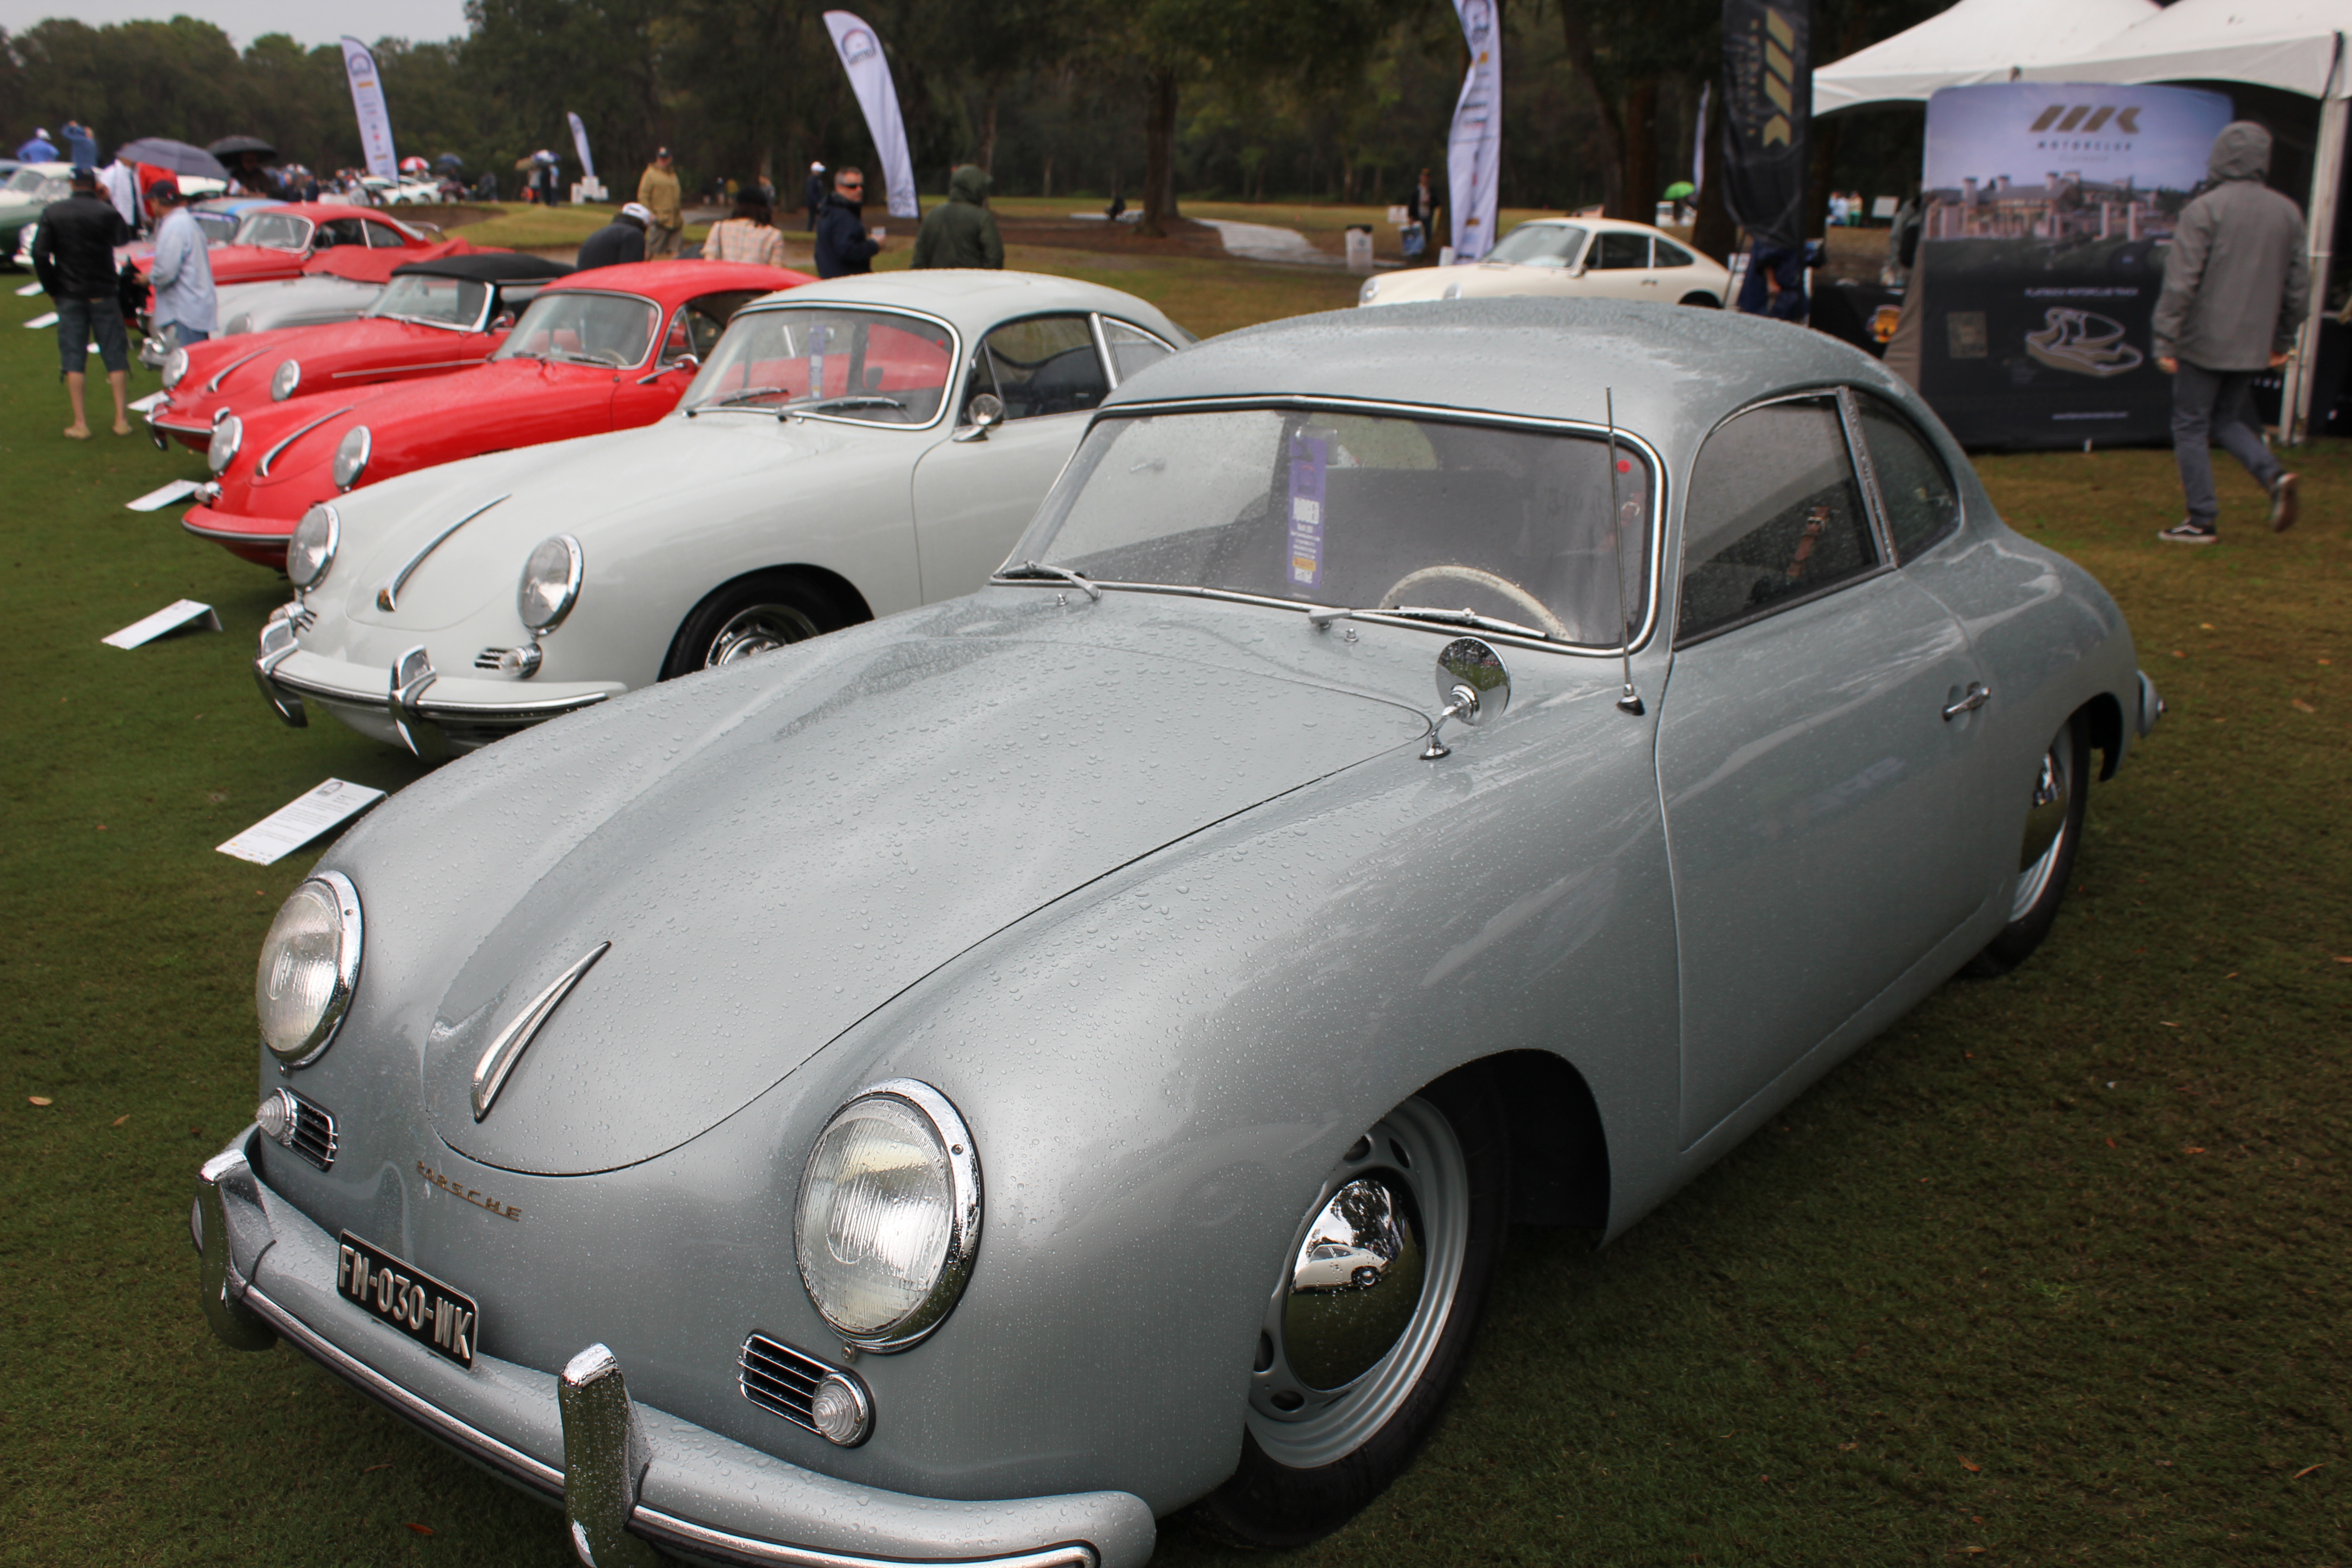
[1942,681,1991,720]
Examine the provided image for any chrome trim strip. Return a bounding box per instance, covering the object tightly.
[377,494,509,612]
[632,1510,1095,1568]
[471,943,611,1120]
[258,404,359,478]
[181,515,288,545]
[333,358,480,377]
[265,663,613,721]
[204,348,270,393]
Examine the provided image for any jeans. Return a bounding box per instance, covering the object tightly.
[166,322,210,349]
[57,294,129,376]
[2172,360,2282,527]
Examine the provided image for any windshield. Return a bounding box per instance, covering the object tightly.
[1014,407,1653,647]
[680,307,954,424]
[4,168,45,195]
[367,274,489,329]
[235,211,314,251]
[192,211,240,244]
[490,291,660,367]
[1486,224,1588,267]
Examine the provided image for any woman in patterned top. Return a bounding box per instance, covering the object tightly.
[701,184,785,268]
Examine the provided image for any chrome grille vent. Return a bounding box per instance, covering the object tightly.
[474,647,510,671]
[259,1087,338,1171]
[740,1334,846,1434]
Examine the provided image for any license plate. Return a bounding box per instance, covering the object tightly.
[336,1231,480,1368]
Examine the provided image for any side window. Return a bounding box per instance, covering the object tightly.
[673,291,762,361]
[1593,231,1650,269]
[1855,396,1961,561]
[317,219,369,248]
[1654,239,1695,269]
[362,221,405,249]
[1677,397,1880,643]
[973,314,1109,421]
[1101,318,1173,384]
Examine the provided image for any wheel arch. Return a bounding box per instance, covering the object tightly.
[662,561,876,673]
[2080,689,2124,780]
[1481,1048,1610,1230]
[1677,291,1721,308]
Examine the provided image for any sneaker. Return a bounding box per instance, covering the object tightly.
[2270,473,2299,532]
[2158,521,2218,544]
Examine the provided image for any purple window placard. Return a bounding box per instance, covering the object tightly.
[1287,431,1327,590]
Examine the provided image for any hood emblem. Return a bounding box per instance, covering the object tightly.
[470,942,610,1122]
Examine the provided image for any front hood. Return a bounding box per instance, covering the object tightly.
[363,610,1426,1175]
[204,244,306,282]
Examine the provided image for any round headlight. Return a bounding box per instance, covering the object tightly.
[162,347,190,389]
[1359,277,1380,304]
[225,313,252,335]
[796,1080,980,1351]
[331,425,371,490]
[208,413,243,474]
[516,534,584,632]
[287,503,339,589]
[271,359,302,401]
[255,872,362,1068]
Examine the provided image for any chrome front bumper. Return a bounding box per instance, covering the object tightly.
[194,1134,1155,1568]
[255,617,619,756]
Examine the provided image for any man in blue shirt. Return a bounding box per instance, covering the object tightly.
[147,177,217,353]
[16,127,58,162]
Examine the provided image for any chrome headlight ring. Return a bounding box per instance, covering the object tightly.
[287,503,339,590]
[255,871,362,1069]
[331,424,372,490]
[795,1078,981,1353]
[1359,277,1380,304]
[163,347,190,389]
[271,358,302,401]
[517,534,584,633]
[208,413,244,475]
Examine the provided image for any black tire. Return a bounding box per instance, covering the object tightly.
[1963,713,2091,978]
[1678,291,1721,308]
[659,570,861,681]
[1193,1068,1509,1548]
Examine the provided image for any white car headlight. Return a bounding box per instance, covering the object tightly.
[331,425,371,490]
[1359,277,1380,304]
[516,534,583,632]
[208,413,243,474]
[225,313,252,335]
[271,359,302,401]
[256,872,362,1068]
[796,1080,980,1351]
[163,347,190,389]
[287,503,339,589]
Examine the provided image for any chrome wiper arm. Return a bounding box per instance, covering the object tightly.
[784,393,908,416]
[996,561,1102,600]
[1307,603,1558,642]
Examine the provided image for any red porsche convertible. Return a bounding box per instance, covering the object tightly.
[149,253,576,451]
[181,260,808,570]
[137,202,448,287]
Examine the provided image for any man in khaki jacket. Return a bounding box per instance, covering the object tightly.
[638,147,683,259]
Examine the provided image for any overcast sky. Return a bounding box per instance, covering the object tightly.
[0,0,470,49]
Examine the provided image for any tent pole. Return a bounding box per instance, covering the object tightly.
[2290,39,2347,444]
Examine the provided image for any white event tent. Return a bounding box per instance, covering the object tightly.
[1812,0,2160,116]
[2020,0,2352,438]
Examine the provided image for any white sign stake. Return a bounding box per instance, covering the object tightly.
[218,779,387,865]
[129,391,166,413]
[102,598,220,648]
[125,478,201,512]
[24,311,58,329]
[15,281,43,297]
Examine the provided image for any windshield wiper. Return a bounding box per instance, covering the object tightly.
[1306,603,1559,642]
[551,348,624,368]
[996,561,1102,600]
[784,393,908,416]
[706,386,787,408]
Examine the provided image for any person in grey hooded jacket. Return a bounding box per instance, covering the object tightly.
[2152,122,2309,543]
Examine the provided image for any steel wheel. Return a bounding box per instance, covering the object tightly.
[703,602,821,667]
[2010,730,2076,922]
[1965,713,2091,978]
[660,571,862,682]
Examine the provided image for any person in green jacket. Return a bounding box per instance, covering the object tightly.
[912,164,1004,270]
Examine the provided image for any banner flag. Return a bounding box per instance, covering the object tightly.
[1719,0,1809,247]
[822,11,920,220]
[566,113,596,183]
[340,37,399,182]
[1446,0,1502,260]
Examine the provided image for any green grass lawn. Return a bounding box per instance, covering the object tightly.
[0,268,2343,1566]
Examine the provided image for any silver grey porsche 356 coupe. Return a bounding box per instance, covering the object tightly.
[195,299,2162,1566]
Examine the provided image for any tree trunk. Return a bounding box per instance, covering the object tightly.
[1689,80,1738,264]
[1041,152,1053,200]
[1140,68,1179,236]
[1621,79,1658,223]
[979,88,999,173]
[1558,0,1627,219]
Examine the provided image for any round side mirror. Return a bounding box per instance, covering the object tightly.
[489,311,516,331]
[1435,637,1509,725]
[967,392,1005,430]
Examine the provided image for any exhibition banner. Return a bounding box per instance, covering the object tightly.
[1719,0,1809,248]
[1912,81,2233,448]
[567,113,597,183]
[822,11,920,221]
[1446,0,1502,260]
[340,37,399,181]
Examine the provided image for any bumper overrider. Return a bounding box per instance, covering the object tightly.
[195,1132,1155,1568]
[255,616,620,756]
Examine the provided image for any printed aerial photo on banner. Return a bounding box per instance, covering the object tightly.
[1907,80,2232,450]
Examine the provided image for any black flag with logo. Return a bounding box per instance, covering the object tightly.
[1720,0,1811,248]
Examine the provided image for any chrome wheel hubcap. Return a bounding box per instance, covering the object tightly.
[1247,1098,1467,1468]
[705,603,819,667]
[2011,723,2076,921]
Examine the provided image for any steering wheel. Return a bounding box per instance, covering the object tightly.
[1379,565,1574,641]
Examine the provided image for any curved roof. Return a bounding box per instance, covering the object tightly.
[1814,0,2159,115]
[556,259,805,297]
[2018,0,2352,101]
[729,268,1195,343]
[393,252,574,284]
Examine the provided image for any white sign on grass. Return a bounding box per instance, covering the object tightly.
[15,281,43,297]
[129,391,166,413]
[125,479,201,512]
[101,599,220,648]
[25,311,58,329]
[217,779,387,865]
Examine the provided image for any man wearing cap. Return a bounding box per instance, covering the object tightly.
[29,166,132,439]
[578,202,653,270]
[804,162,827,231]
[638,147,683,259]
[16,127,58,161]
[147,177,217,353]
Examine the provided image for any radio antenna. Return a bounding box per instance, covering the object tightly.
[1604,388,1645,716]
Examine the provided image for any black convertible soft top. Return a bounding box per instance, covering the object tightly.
[391,252,575,284]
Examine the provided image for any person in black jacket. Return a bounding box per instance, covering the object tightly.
[814,167,881,279]
[30,166,133,439]
[576,203,652,270]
